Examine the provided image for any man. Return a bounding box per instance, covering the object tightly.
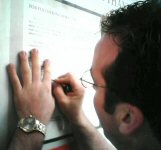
[8,0,161,149]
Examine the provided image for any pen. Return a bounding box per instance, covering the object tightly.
[52,80,72,93]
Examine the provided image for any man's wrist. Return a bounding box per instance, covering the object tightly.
[17,115,46,136]
[69,111,88,126]
[8,128,44,150]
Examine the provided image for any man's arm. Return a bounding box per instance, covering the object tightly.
[8,50,55,150]
[53,73,112,150]
[9,129,44,150]
[71,111,112,150]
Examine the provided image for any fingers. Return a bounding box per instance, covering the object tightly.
[8,64,22,94]
[16,50,51,86]
[53,73,75,103]
[53,83,67,103]
[31,49,41,82]
[55,73,82,91]
[43,59,51,84]
[53,73,85,120]
[19,51,32,86]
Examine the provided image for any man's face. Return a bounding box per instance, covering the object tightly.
[91,34,120,140]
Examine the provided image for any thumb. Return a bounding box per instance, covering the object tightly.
[53,82,67,104]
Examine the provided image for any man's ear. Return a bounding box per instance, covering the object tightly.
[115,103,144,135]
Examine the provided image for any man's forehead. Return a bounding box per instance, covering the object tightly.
[92,34,120,73]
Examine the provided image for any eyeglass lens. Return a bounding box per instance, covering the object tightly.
[81,70,95,88]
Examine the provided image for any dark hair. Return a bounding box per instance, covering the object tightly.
[101,0,161,141]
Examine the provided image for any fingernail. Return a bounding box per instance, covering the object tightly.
[45,59,50,64]
[19,51,26,57]
[8,64,14,70]
[32,48,38,53]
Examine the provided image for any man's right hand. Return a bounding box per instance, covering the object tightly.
[53,73,111,150]
[53,73,85,123]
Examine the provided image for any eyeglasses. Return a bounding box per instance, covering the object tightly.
[80,69,106,88]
